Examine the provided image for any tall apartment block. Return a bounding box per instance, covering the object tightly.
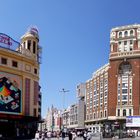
[85,24,140,135]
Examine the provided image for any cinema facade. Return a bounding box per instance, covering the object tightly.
[0,27,41,138]
[85,24,140,136]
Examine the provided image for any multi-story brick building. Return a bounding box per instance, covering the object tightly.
[85,64,109,133]
[85,24,140,135]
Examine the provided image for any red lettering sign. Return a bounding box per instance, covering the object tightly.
[0,35,12,46]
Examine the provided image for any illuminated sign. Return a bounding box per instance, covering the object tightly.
[0,33,20,50]
[126,116,140,127]
[0,72,22,115]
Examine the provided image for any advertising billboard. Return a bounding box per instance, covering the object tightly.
[126,116,140,127]
[0,33,20,51]
[0,72,22,115]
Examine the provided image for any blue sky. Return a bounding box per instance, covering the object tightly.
[0,0,140,118]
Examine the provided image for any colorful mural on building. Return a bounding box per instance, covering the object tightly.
[0,72,22,114]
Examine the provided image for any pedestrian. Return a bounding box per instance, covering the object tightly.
[41,131,45,140]
[56,131,60,140]
[35,131,40,140]
[87,131,91,140]
[83,131,87,140]
[72,131,77,140]
[68,131,72,140]
[47,131,52,140]
[62,131,65,140]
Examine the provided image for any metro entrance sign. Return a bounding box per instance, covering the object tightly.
[0,33,20,50]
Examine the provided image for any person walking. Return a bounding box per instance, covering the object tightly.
[62,131,65,140]
[35,131,40,140]
[68,131,72,140]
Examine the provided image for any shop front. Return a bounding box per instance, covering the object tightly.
[0,113,39,139]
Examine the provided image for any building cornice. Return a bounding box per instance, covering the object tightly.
[111,24,140,32]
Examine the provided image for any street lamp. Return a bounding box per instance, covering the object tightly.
[59,88,69,130]
[60,88,70,110]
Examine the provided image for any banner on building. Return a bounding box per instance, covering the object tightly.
[0,72,22,115]
[126,116,140,127]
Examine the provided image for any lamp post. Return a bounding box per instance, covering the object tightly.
[60,88,70,110]
[59,88,69,130]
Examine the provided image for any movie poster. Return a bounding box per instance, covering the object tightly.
[0,72,22,114]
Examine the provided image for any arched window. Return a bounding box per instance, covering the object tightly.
[119,32,122,38]
[124,31,128,37]
[105,110,107,117]
[118,62,132,75]
[117,62,132,107]
[33,41,36,54]
[123,109,126,116]
[130,30,134,36]
[27,40,31,50]
[101,112,102,118]
[118,109,120,116]
[94,113,95,119]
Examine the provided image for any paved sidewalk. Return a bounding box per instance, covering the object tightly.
[32,136,140,140]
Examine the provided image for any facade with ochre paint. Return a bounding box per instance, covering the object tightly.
[0,27,41,138]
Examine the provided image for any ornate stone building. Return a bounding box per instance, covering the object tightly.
[85,24,140,135]
[0,27,41,138]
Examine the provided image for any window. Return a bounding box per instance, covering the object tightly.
[1,58,7,65]
[94,113,95,119]
[124,41,127,45]
[101,112,102,118]
[105,110,107,117]
[122,101,127,105]
[130,46,133,51]
[129,109,132,116]
[119,32,122,38]
[118,62,132,106]
[34,68,37,74]
[130,30,133,36]
[122,89,127,94]
[123,109,126,116]
[12,61,18,67]
[33,41,36,54]
[124,31,128,37]
[23,42,25,48]
[122,95,127,100]
[34,108,37,117]
[118,109,120,116]
[27,40,31,50]
[130,40,133,45]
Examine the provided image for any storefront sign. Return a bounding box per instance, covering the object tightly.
[0,33,20,50]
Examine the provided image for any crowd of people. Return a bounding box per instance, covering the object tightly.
[35,129,93,140]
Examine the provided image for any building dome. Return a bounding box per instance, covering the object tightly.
[21,26,39,41]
